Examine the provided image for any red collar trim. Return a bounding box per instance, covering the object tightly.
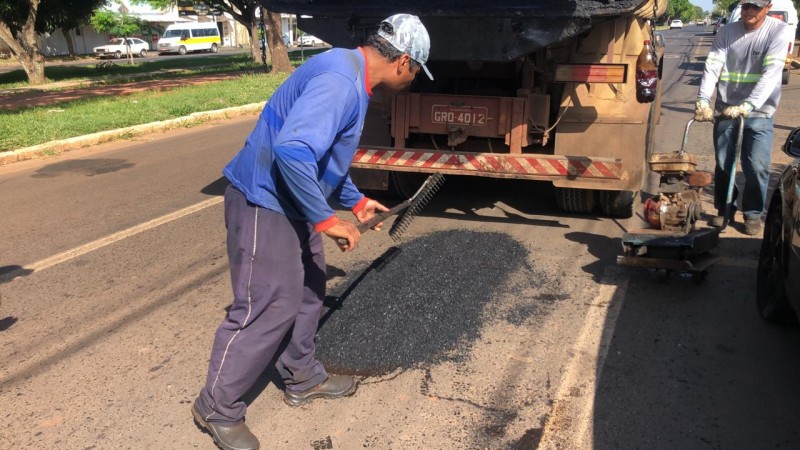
[358,47,373,97]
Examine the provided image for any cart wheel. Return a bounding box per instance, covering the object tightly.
[692,270,708,284]
[656,269,670,283]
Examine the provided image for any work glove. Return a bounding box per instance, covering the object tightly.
[694,99,714,122]
[721,102,754,119]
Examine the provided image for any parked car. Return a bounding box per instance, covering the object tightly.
[296,34,323,47]
[669,19,684,29]
[713,17,727,35]
[259,33,291,49]
[93,38,149,59]
[756,127,800,325]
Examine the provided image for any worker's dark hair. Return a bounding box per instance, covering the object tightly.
[366,33,421,72]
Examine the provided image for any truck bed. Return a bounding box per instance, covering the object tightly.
[267,0,653,61]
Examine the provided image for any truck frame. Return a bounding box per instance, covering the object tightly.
[268,0,667,217]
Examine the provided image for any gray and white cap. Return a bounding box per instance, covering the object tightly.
[740,0,770,6]
[377,13,433,80]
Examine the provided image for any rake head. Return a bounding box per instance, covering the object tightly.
[388,172,445,241]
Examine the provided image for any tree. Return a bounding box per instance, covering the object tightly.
[0,0,104,85]
[135,0,292,73]
[90,6,155,63]
[666,0,696,21]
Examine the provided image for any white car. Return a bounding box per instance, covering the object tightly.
[296,34,324,47]
[94,38,149,59]
[669,19,684,29]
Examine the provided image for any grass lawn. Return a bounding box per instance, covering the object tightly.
[0,47,333,152]
[0,72,288,151]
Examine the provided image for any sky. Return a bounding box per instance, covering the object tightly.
[693,0,715,13]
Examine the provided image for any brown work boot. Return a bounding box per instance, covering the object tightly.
[283,375,357,407]
[709,206,737,228]
[192,400,259,450]
[744,216,762,236]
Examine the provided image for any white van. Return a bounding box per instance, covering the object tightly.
[728,0,798,84]
[157,22,221,55]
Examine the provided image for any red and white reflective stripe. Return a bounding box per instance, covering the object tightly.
[352,148,622,179]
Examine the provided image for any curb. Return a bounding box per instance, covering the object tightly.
[0,102,265,166]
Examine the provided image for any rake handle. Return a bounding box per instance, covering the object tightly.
[335,200,410,247]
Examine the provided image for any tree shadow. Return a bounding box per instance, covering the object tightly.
[31,159,135,178]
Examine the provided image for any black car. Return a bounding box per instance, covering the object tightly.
[756,127,800,324]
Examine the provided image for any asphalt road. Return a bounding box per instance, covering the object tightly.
[2,24,800,449]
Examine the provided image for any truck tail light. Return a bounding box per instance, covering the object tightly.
[554,64,627,83]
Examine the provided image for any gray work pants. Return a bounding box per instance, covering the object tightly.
[195,184,328,424]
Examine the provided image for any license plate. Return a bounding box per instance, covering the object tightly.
[431,105,488,126]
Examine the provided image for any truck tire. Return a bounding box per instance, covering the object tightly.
[782,69,790,85]
[388,172,428,199]
[599,190,636,218]
[555,188,597,214]
[178,46,187,55]
[114,51,122,59]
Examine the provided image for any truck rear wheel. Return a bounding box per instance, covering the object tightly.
[388,172,428,199]
[555,188,597,214]
[599,190,636,218]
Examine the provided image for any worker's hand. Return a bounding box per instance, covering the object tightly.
[324,221,361,252]
[721,102,754,119]
[354,198,390,231]
[694,99,714,122]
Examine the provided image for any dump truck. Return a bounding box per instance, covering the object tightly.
[267,0,668,217]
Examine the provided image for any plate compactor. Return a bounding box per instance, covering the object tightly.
[617,118,742,283]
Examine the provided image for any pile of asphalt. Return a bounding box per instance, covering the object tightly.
[315,229,544,376]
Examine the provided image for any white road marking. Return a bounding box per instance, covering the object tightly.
[538,266,629,449]
[1,197,223,283]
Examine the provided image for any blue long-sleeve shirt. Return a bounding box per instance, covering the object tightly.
[223,47,372,228]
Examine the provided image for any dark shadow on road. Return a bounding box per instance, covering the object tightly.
[592,235,800,449]
[0,316,18,331]
[564,231,624,281]
[354,176,581,230]
[31,158,135,178]
[200,176,228,196]
[0,265,33,284]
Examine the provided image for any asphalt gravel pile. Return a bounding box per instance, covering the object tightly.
[315,229,542,376]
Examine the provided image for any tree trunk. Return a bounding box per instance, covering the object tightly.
[0,0,46,85]
[266,10,293,73]
[125,37,133,64]
[249,8,261,63]
[61,27,76,59]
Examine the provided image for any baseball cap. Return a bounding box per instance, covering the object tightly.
[377,13,433,80]
[740,0,770,7]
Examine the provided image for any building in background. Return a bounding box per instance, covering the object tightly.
[23,1,299,57]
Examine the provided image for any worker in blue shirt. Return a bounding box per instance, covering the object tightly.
[191,14,433,450]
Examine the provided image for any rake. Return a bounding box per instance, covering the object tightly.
[337,172,445,247]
